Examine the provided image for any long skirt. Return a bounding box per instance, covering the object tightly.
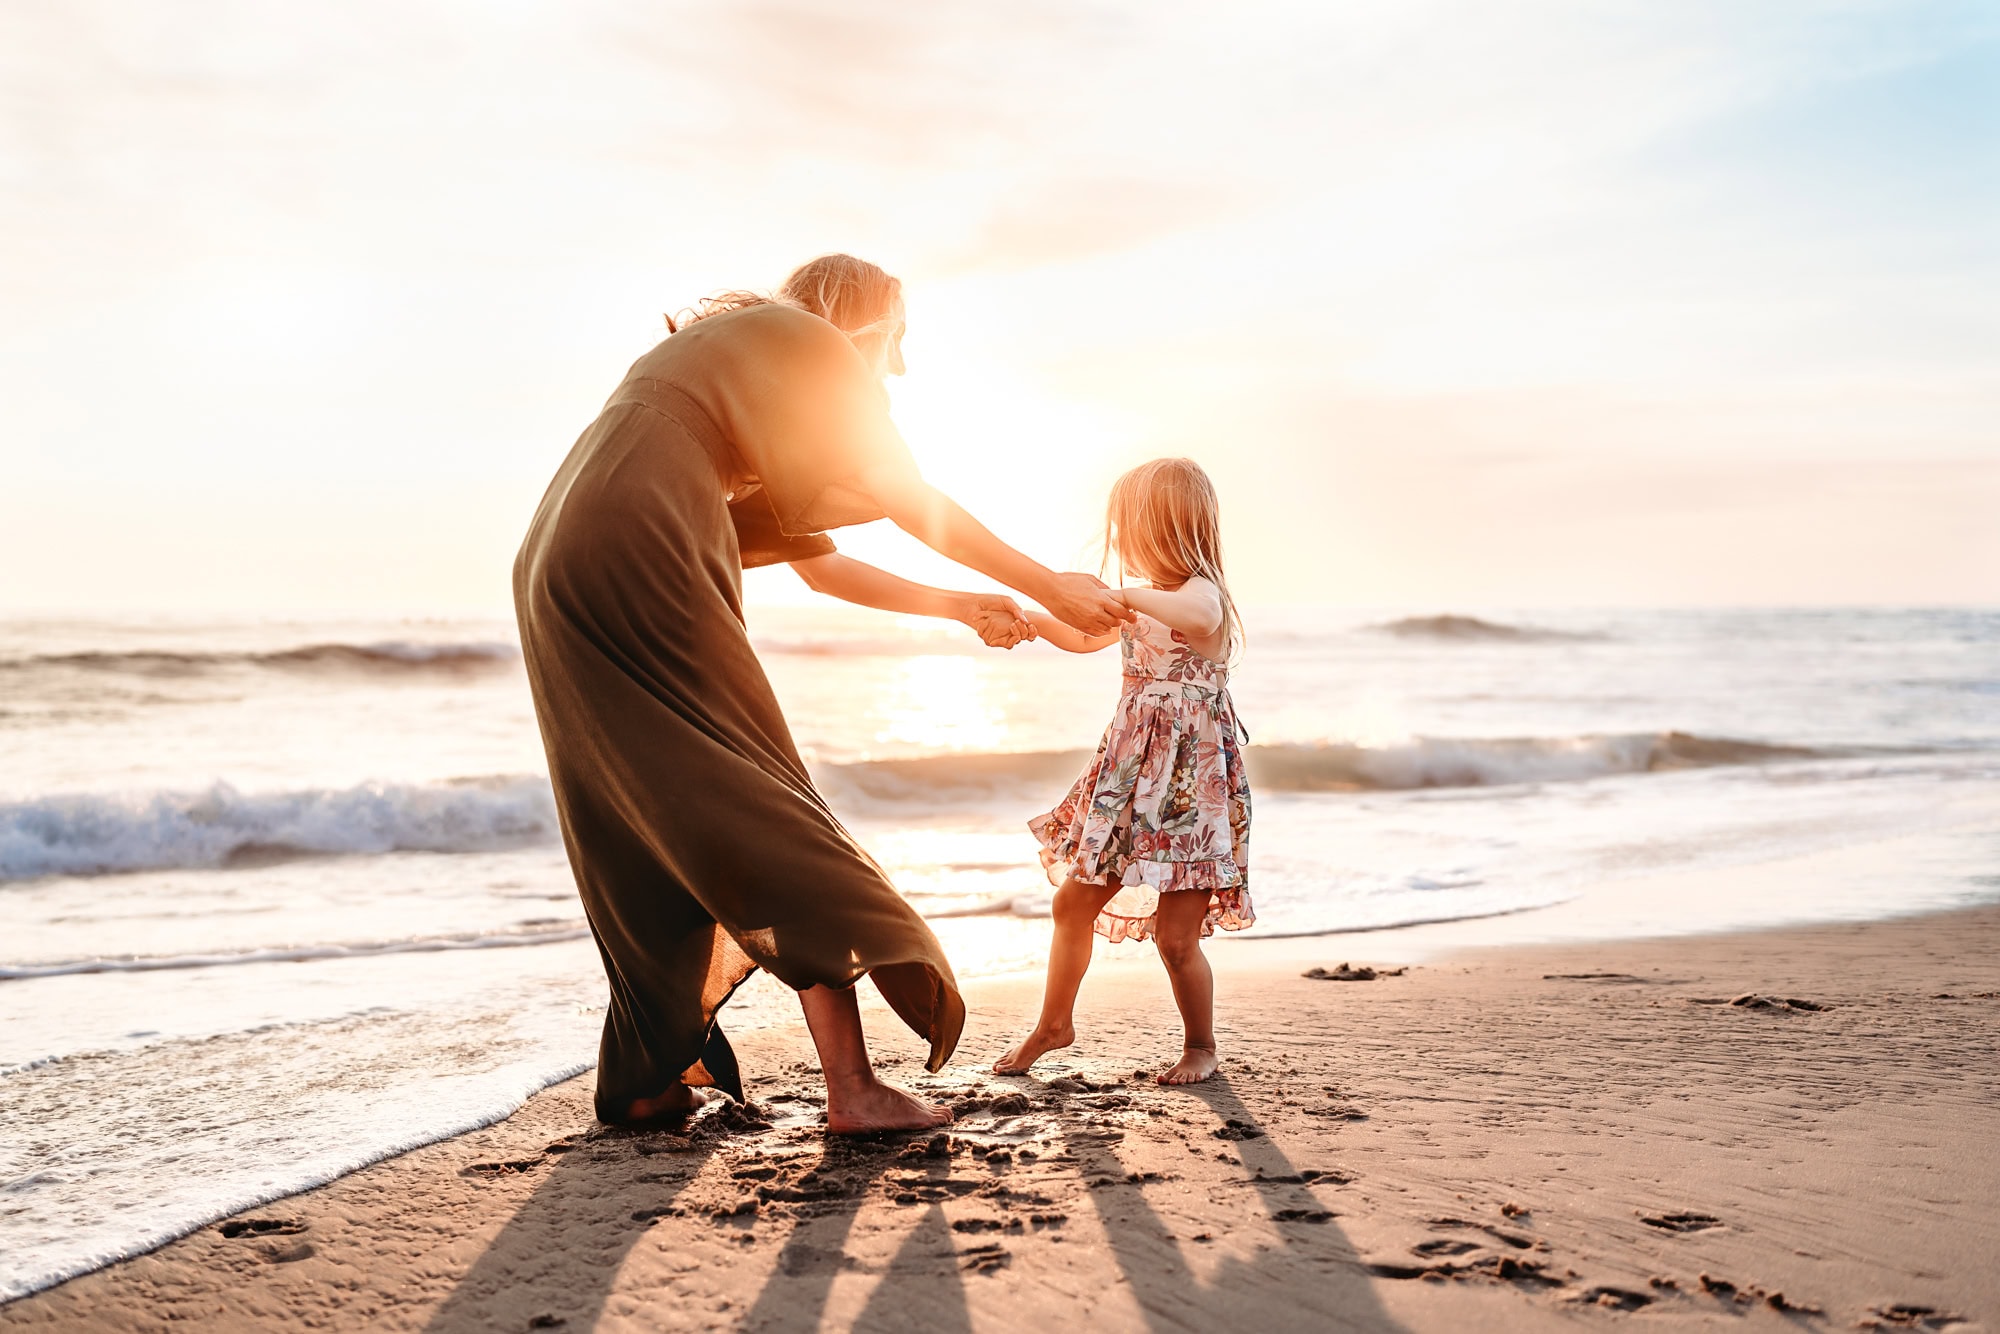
[512,380,964,1120]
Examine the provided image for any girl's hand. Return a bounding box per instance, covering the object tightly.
[1043,572,1132,635]
[960,594,1035,649]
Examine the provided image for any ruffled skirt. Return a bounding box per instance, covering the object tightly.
[1028,678,1254,944]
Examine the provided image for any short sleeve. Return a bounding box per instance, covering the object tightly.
[707,305,920,537]
[729,488,836,569]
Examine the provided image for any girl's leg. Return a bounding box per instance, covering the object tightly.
[994,878,1120,1074]
[799,984,953,1134]
[1151,891,1219,1085]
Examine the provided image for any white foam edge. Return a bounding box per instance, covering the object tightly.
[0,1054,595,1304]
[0,926,591,980]
[1220,898,1575,940]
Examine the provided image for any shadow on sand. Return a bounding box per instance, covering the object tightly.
[426,1076,1407,1332]
[423,1131,723,1332]
[1054,1073,1405,1331]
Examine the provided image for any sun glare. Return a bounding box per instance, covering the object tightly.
[875,654,1005,753]
[887,289,1142,570]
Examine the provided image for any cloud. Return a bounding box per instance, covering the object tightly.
[3,0,1996,608]
[939,172,1247,270]
[597,0,1115,168]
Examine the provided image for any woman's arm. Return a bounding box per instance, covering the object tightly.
[790,553,1033,647]
[856,462,1131,636]
[1026,611,1120,654]
[1116,578,1225,640]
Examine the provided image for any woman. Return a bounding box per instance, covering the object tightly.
[515,255,1128,1133]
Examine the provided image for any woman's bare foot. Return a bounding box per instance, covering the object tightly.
[1156,1046,1218,1085]
[991,1021,1075,1075]
[613,1083,716,1127]
[825,1079,954,1135]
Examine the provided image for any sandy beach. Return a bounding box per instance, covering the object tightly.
[7,850,1996,1334]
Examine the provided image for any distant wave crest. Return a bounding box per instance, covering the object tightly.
[1,641,520,677]
[0,777,558,881]
[10,634,991,674]
[1370,614,1602,643]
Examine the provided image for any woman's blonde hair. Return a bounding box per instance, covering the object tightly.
[1104,458,1243,659]
[665,254,902,335]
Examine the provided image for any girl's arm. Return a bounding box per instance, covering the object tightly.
[790,553,1032,647]
[1115,578,1225,640]
[1026,611,1120,654]
[855,462,1132,635]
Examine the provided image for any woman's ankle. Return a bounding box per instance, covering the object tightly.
[820,1065,883,1103]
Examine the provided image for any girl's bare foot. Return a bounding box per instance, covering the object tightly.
[991,1021,1075,1075]
[825,1079,954,1135]
[1156,1046,1218,1085]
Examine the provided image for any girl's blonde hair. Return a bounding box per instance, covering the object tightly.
[1104,458,1244,659]
[666,254,902,335]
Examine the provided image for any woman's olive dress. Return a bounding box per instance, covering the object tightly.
[513,302,964,1120]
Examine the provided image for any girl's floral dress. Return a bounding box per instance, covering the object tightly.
[1029,612,1254,943]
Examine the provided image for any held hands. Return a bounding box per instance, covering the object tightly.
[1042,572,1133,636]
[958,577,1129,649]
[961,594,1037,650]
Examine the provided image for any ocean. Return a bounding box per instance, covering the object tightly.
[3,605,1997,1300]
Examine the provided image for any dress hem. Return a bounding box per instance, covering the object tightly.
[1032,833,1256,945]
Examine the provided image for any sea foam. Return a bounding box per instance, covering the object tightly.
[0,924,591,980]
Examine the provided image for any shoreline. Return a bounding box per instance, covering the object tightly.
[6,872,1997,1331]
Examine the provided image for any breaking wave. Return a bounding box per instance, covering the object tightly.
[0,732,1844,882]
[0,777,557,881]
[1369,615,1603,643]
[815,731,1837,805]
[1242,732,1829,791]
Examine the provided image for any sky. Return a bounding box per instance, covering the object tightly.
[2,0,1996,614]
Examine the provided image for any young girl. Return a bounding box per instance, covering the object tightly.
[994,458,1254,1085]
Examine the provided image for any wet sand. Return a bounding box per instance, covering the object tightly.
[5,896,1997,1331]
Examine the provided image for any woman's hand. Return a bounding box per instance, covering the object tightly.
[1042,572,1133,636]
[959,594,1036,649]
